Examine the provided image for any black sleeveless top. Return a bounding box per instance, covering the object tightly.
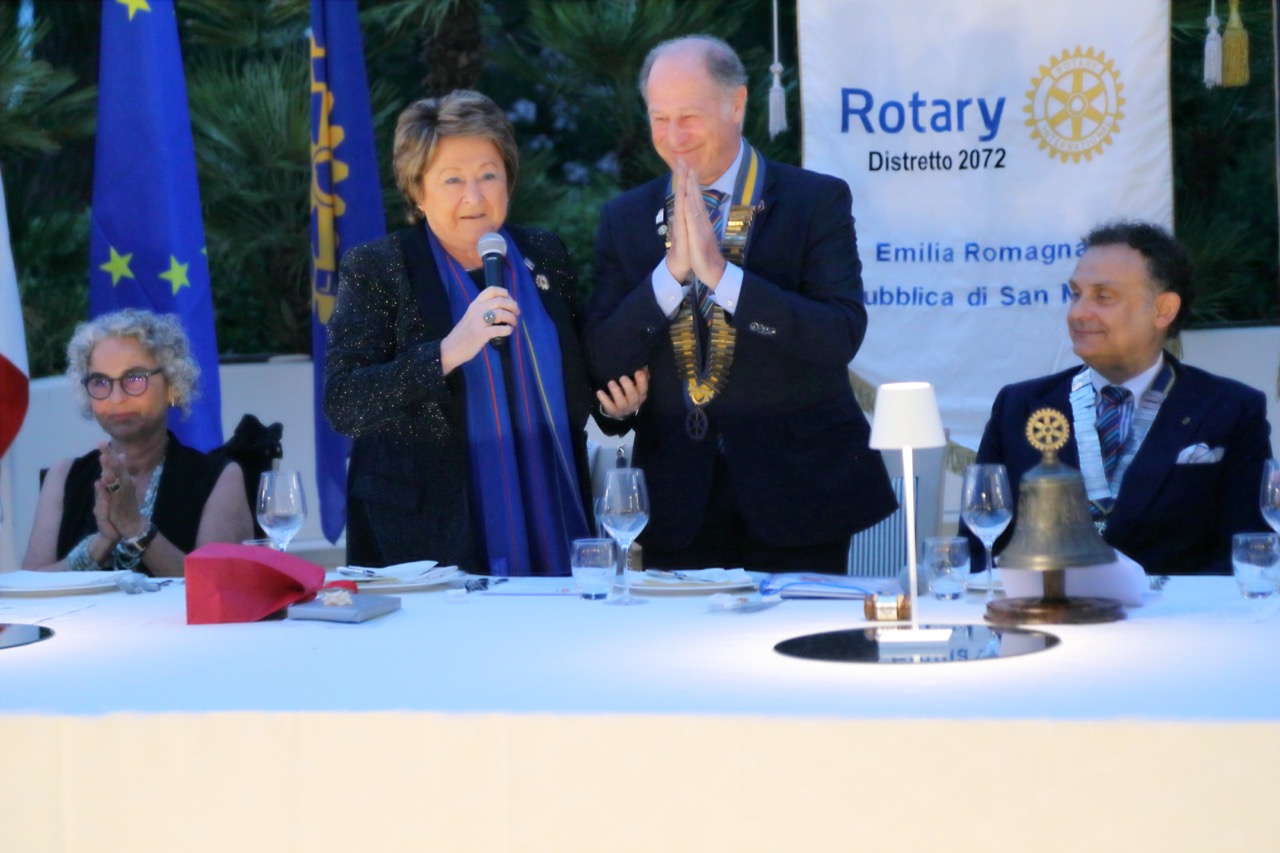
[55,433,229,558]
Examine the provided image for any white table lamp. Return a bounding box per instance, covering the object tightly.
[869,382,947,631]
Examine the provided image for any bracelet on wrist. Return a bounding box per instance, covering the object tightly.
[117,522,159,562]
[67,536,107,571]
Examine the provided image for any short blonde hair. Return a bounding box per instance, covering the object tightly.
[65,309,200,418]
[393,90,519,224]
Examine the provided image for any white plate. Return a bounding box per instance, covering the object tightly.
[627,570,759,594]
[0,570,121,597]
[325,565,463,594]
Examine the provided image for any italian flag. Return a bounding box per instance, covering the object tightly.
[0,169,28,459]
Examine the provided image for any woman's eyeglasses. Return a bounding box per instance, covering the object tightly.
[83,367,165,400]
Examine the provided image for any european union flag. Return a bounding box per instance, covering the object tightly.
[89,0,222,451]
[311,0,386,543]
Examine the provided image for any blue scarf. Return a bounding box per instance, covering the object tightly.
[427,226,588,576]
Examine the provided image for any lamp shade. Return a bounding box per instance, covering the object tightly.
[868,382,946,450]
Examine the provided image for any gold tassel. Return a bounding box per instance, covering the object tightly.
[1222,0,1249,87]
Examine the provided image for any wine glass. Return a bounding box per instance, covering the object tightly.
[256,469,307,552]
[600,468,649,606]
[961,464,1013,603]
[1261,460,1280,534]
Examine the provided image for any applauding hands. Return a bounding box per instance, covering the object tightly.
[663,159,727,288]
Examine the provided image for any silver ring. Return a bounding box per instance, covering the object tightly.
[483,310,497,326]
[106,480,122,494]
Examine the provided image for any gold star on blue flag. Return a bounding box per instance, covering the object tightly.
[311,0,386,543]
[89,0,222,450]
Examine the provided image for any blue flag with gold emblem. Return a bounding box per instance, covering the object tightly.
[310,0,386,543]
[89,0,222,451]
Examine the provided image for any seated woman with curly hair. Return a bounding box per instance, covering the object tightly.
[22,309,253,576]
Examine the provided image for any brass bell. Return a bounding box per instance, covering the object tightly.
[985,409,1125,625]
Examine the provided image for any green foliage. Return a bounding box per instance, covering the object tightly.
[508,144,619,297]
[0,2,96,377]
[179,0,308,50]
[510,0,751,187]
[187,53,313,355]
[4,167,90,376]
[359,0,469,37]
[0,9,95,160]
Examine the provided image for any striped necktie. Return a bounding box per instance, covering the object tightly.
[1096,385,1133,482]
[695,188,729,322]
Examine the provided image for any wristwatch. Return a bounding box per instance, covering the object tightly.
[118,522,159,559]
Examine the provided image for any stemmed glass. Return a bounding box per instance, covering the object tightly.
[1261,460,1280,534]
[600,468,649,606]
[961,464,1013,602]
[256,470,307,552]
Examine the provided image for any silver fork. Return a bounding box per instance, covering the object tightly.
[114,571,168,594]
[114,571,147,594]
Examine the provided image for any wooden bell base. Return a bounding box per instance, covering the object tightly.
[985,595,1125,625]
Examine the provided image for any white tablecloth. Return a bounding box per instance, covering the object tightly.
[2,578,1278,851]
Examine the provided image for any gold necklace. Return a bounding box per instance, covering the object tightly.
[669,300,736,441]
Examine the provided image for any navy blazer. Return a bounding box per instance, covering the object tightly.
[324,224,600,570]
[974,354,1272,575]
[585,157,896,551]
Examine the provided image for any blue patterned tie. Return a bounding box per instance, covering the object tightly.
[694,188,729,322]
[1096,385,1133,482]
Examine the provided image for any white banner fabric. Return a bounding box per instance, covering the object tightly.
[799,0,1172,449]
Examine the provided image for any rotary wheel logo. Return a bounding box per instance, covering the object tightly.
[1026,408,1070,455]
[1024,47,1125,164]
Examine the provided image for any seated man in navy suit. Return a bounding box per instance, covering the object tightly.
[585,35,895,573]
[971,221,1272,575]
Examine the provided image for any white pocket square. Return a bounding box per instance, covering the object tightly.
[1176,443,1224,464]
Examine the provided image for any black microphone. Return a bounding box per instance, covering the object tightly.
[478,231,508,348]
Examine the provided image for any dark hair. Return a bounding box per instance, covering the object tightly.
[393,90,519,224]
[1083,220,1194,336]
[638,35,748,103]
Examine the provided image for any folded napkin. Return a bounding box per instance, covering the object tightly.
[640,568,754,584]
[757,572,896,599]
[1000,550,1151,606]
[335,561,454,583]
[186,543,325,624]
[0,570,119,590]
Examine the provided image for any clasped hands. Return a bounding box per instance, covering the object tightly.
[664,158,726,289]
[93,442,150,545]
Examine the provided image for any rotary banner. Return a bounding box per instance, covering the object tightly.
[799,0,1172,451]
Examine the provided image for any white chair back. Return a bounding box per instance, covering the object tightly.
[848,441,947,577]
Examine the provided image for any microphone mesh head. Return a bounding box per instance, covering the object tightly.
[478,232,507,257]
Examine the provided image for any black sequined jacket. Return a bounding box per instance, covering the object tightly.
[324,224,604,569]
